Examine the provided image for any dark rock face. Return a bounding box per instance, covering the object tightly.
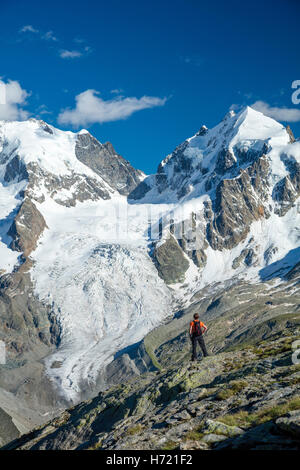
[176,213,208,269]
[264,244,278,264]
[273,157,300,216]
[4,155,28,183]
[196,125,208,136]
[234,142,270,165]
[75,133,143,196]
[152,236,190,284]
[93,346,154,394]
[286,125,296,144]
[0,141,19,166]
[0,187,65,427]
[131,139,199,201]
[207,155,270,250]
[128,180,151,200]
[191,247,207,268]
[8,198,47,257]
[232,248,257,269]
[155,171,169,194]
[0,265,63,431]
[276,411,300,437]
[25,162,111,207]
[273,176,296,216]
[158,141,197,199]
[0,407,20,446]
[0,268,59,360]
[42,123,53,135]
[215,148,236,174]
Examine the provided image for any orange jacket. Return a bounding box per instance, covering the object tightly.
[189,320,206,336]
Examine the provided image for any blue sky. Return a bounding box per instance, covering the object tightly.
[1,0,300,173]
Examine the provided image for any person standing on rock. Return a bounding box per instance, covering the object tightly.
[189,313,208,361]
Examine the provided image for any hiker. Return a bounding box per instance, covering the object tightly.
[189,313,208,361]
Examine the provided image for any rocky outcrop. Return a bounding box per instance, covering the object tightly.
[0,264,61,370]
[152,235,190,284]
[286,125,296,144]
[215,148,236,174]
[232,248,257,269]
[140,139,199,200]
[4,155,28,183]
[0,407,20,447]
[0,267,64,447]
[175,212,208,269]
[196,125,208,137]
[276,411,300,438]
[128,180,151,200]
[25,162,112,207]
[207,155,269,250]
[8,198,47,258]
[75,133,143,196]
[273,158,300,216]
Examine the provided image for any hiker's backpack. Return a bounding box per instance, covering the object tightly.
[192,320,202,336]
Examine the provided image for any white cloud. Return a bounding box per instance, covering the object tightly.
[59,46,92,59]
[59,49,83,59]
[252,100,300,122]
[18,26,94,58]
[58,89,167,127]
[19,25,57,41]
[0,79,30,121]
[19,25,39,33]
[43,30,58,41]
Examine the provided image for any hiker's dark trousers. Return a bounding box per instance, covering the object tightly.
[191,335,208,360]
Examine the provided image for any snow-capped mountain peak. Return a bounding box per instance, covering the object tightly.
[0,119,143,186]
[0,118,93,178]
[129,106,294,204]
[129,105,300,303]
[232,106,289,143]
